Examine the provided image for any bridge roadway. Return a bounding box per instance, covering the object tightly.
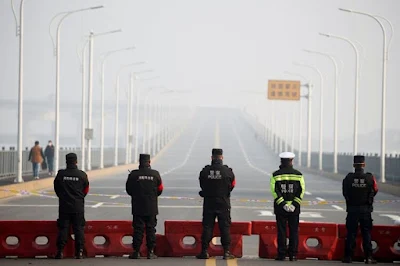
[0,108,399,265]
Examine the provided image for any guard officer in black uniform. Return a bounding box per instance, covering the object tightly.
[270,152,305,261]
[54,153,89,259]
[126,154,163,259]
[342,155,378,264]
[197,148,236,260]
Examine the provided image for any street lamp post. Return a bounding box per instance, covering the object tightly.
[99,46,135,169]
[294,57,324,171]
[113,62,146,166]
[124,70,154,164]
[11,0,28,183]
[339,8,394,182]
[320,33,360,156]
[289,65,314,168]
[49,5,103,174]
[303,50,339,173]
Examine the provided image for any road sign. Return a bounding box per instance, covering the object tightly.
[267,80,300,101]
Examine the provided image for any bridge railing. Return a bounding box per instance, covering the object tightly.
[242,110,400,183]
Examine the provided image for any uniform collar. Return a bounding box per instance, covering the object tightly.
[354,168,364,173]
[279,164,293,169]
[211,159,223,165]
[66,164,77,169]
[139,165,151,169]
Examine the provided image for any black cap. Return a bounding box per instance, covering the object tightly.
[212,148,223,156]
[66,153,77,164]
[139,154,151,161]
[353,155,365,164]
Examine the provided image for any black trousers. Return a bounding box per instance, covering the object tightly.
[132,215,157,251]
[276,214,299,257]
[56,212,85,253]
[201,210,231,251]
[345,212,373,258]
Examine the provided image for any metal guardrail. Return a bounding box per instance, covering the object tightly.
[242,111,400,183]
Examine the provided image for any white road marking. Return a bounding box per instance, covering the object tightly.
[331,205,344,211]
[379,214,400,224]
[305,191,312,195]
[160,124,203,176]
[110,195,120,199]
[91,202,104,208]
[257,210,324,218]
[231,124,270,176]
[299,220,305,222]
[316,197,325,201]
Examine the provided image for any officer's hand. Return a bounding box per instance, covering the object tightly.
[283,204,291,212]
[289,205,296,212]
[199,191,204,197]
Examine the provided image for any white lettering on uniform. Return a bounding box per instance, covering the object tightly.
[352,178,366,188]
[63,176,79,182]
[139,176,153,181]
[208,170,222,179]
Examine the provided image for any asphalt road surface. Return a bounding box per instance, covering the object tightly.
[1,108,399,265]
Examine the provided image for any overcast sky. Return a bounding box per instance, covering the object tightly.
[0,0,399,153]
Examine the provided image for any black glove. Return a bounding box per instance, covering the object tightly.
[199,191,204,197]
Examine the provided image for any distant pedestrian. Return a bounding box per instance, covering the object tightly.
[28,141,45,180]
[45,140,55,176]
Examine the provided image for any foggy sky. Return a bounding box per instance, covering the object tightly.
[0,0,399,153]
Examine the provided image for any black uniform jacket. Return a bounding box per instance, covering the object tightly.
[54,164,89,214]
[342,169,378,213]
[126,166,163,216]
[199,160,236,213]
[270,165,305,216]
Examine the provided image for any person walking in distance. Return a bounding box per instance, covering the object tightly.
[271,152,305,261]
[54,153,89,259]
[28,140,45,180]
[126,154,163,259]
[45,140,55,176]
[197,148,236,260]
[342,155,378,264]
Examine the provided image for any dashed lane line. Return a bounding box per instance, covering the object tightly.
[331,205,344,211]
[316,197,325,201]
[91,202,104,208]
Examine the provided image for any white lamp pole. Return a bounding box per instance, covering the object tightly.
[11,0,28,183]
[99,46,135,168]
[339,8,394,182]
[49,5,103,174]
[320,33,360,156]
[113,62,146,166]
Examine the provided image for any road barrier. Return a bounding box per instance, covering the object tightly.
[1,220,399,261]
[164,220,251,258]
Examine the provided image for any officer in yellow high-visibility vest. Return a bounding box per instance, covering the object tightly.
[270,152,305,261]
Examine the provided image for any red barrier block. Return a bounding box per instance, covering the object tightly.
[337,224,400,262]
[164,220,251,258]
[84,221,168,258]
[252,220,340,260]
[0,221,74,258]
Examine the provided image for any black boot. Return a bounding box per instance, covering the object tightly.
[75,249,84,259]
[129,251,140,259]
[289,256,297,261]
[196,249,210,259]
[223,250,235,260]
[275,256,285,261]
[54,250,63,259]
[365,257,377,264]
[147,249,157,259]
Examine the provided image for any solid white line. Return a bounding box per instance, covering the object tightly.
[331,205,344,211]
[305,191,312,195]
[316,197,325,201]
[91,202,104,208]
[299,220,305,222]
[110,195,120,199]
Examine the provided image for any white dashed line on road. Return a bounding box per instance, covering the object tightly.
[110,195,120,199]
[331,205,344,211]
[305,191,312,196]
[316,197,325,201]
[91,202,104,208]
